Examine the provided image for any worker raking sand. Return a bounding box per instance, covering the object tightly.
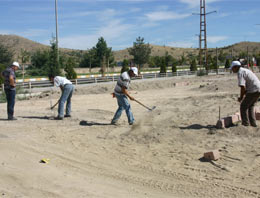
[111,67,138,125]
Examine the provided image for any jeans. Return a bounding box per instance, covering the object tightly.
[240,92,260,126]
[58,84,74,117]
[4,89,16,119]
[112,94,134,124]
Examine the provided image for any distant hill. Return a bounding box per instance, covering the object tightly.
[1,34,260,64]
[0,34,78,60]
[0,35,48,56]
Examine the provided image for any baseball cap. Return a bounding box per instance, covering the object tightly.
[229,61,241,70]
[130,67,138,76]
[12,61,20,68]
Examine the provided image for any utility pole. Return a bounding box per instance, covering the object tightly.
[216,47,218,74]
[193,0,216,73]
[55,0,59,65]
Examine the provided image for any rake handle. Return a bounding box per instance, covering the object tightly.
[134,99,152,111]
[51,99,60,110]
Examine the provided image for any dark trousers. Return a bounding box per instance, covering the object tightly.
[240,92,260,126]
[4,89,16,119]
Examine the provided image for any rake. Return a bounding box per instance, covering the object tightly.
[134,99,156,111]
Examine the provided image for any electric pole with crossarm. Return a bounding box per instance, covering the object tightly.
[193,0,216,72]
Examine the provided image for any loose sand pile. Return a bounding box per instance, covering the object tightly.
[1,74,260,198]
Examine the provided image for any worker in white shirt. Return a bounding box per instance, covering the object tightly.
[50,76,74,120]
[111,67,138,125]
[230,61,260,127]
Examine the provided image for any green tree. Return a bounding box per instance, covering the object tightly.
[218,49,227,63]
[172,61,178,73]
[47,39,61,78]
[190,59,197,71]
[164,52,173,67]
[19,49,30,83]
[179,54,186,66]
[105,47,115,72]
[79,48,99,71]
[121,59,129,73]
[255,54,260,66]
[239,51,247,59]
[29,50,49,76]
[148,56,161,68]
[225,59,231,69]
[0,43,13,65]
[95,37,108,76]
[128,36,152,71]
[19,49,30,65]
[0,63,5,85]
[159,57,167,73]
[65,57,77,79]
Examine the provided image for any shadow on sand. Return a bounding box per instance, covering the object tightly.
[199,157,229,171]
[21,116,51,120]
[180,124,216,130]
[79,120,112,126]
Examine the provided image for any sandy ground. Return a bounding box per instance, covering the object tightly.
[1,74,260,198]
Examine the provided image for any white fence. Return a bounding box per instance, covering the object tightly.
[4,68,231,93]
[0,68,233,94]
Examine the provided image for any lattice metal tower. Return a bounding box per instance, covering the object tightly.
[200,0,207,69]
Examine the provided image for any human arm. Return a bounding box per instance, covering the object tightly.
[9,75,16,87]
[59,85,64,92]
[122,87,134,100]
[238,86,246,102]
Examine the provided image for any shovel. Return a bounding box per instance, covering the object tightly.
[134,99,156,111]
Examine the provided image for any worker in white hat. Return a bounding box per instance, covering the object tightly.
[1,62,20,120]
[111,67,138,125]
[230,60,260,127]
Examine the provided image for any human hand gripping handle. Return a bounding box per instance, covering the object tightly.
[122,87,135,101]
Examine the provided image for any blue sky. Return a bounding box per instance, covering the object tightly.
[1,0,259,50]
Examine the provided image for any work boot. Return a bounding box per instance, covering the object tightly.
[111,120,117,125]
[54,116,63,120]
[64,115,71,118]
[8,117,17,121]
